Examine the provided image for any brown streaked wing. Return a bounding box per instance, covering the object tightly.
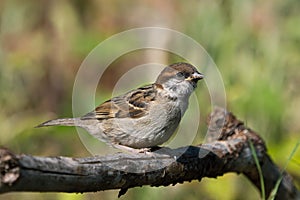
[81,84,157,120]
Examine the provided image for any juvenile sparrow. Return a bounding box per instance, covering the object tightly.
[37,62,204,152]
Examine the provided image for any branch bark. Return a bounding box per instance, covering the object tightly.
[0,108,299,199]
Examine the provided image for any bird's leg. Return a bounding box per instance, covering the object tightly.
[112,144,153,155]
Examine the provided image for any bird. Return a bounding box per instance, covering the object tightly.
[37,62,204,153]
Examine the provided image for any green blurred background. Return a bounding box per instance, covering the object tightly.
[1,0,299,199]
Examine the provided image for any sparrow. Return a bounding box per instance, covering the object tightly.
[37,62,204,152]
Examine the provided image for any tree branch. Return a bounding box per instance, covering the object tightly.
[0,108,299,199]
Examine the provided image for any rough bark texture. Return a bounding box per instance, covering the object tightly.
[0,108,299,199]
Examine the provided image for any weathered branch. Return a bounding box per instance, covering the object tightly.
[0,108,299,199]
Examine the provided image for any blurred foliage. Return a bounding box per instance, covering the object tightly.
[0,0,300,199]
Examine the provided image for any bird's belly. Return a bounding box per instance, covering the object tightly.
[100,105,181,148]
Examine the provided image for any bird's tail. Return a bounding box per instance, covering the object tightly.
[36,118,80,128]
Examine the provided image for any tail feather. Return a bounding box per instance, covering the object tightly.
[36,118,79,128]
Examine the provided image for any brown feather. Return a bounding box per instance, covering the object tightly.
[81,84,158,120]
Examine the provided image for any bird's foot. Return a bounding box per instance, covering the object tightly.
[113,144,157,156]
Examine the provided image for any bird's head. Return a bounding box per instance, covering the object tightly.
[156,62,204,98]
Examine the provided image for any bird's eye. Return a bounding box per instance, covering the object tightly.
[176,72,185,78]
[176,72,189,79]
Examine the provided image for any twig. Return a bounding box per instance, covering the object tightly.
[0,108,299,199]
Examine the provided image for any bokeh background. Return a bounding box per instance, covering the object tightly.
[1,0,299,199]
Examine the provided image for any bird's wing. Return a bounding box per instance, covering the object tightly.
[81,84,158,120]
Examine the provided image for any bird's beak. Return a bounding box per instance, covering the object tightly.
[192,72,204,80]
[186,72,204,81]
